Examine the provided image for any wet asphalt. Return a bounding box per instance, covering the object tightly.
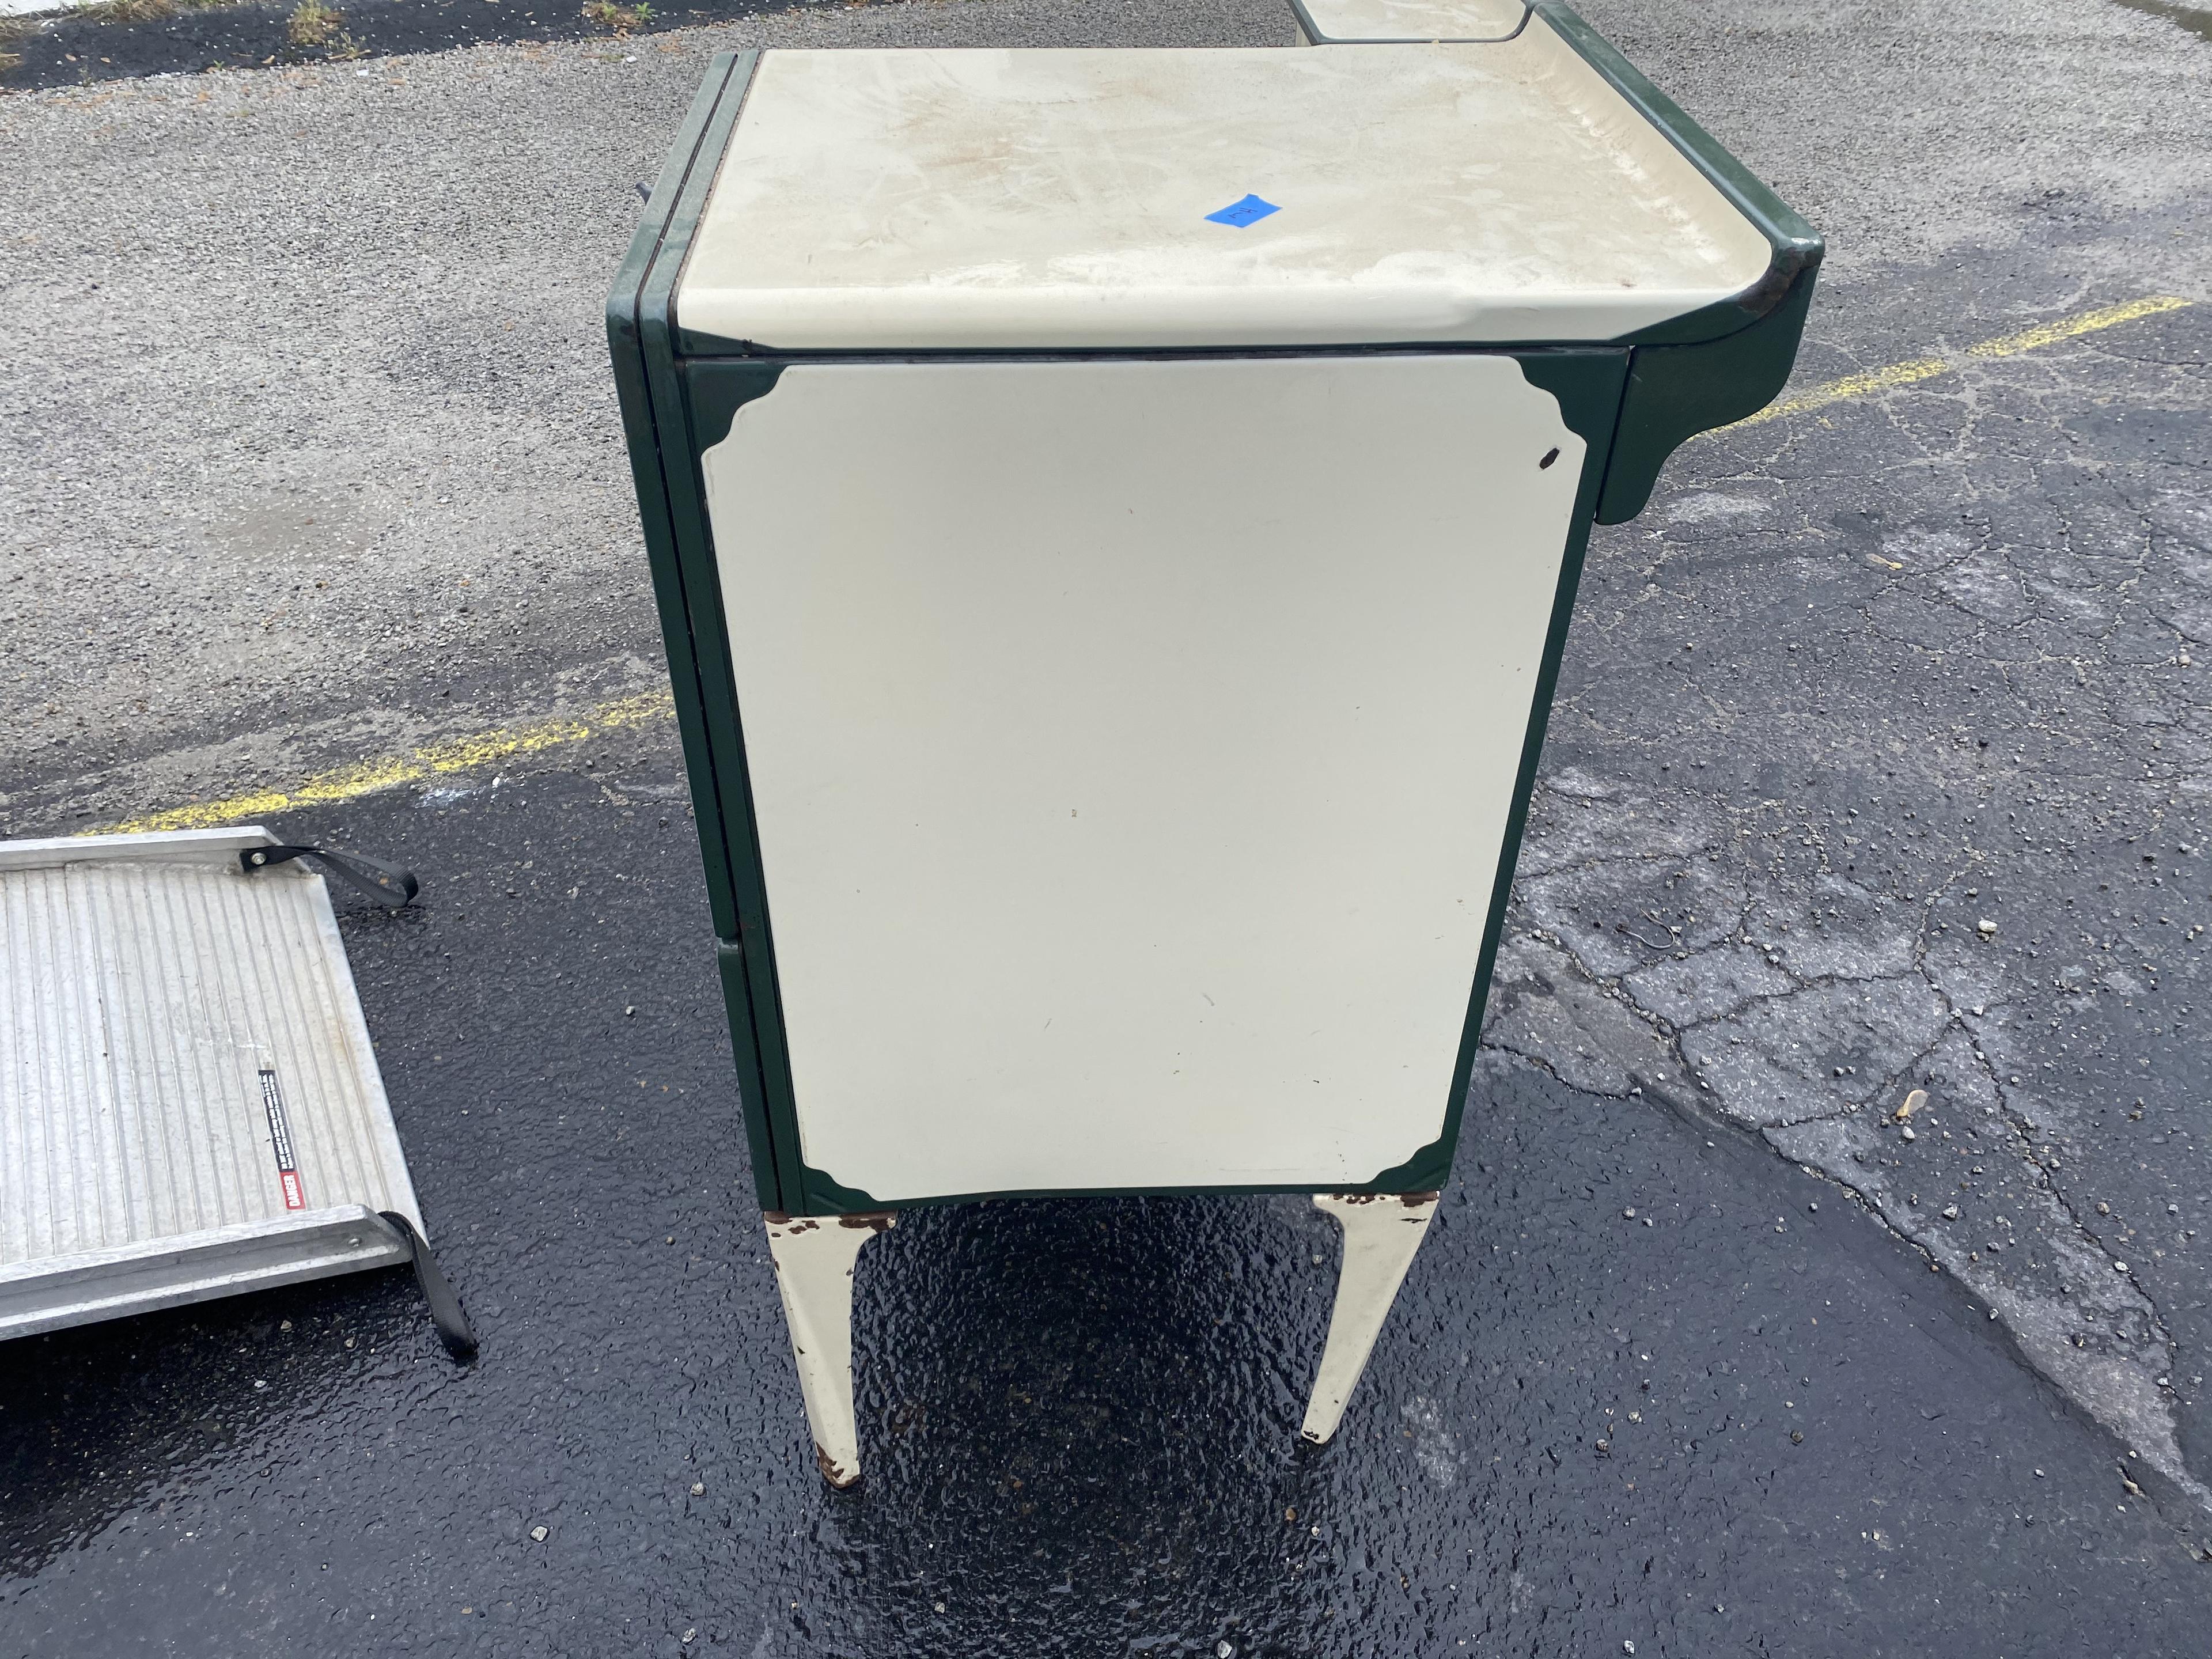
[6,0,2212,1649]
[2,755,2203,1657]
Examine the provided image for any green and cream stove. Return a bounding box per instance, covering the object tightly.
[608,0,1820,1485]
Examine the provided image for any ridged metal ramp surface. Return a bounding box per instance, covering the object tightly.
[1,827,426,1339]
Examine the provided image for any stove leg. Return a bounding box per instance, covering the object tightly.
[763,1209,896,1488]
[1300,1191,1439,1445]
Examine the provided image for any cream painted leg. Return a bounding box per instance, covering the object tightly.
[1299,1192,1439,1445]
[763,1210,896,1488]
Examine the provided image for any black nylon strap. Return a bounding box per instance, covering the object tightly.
[239,844,419,907]
[377,1211,479,1362]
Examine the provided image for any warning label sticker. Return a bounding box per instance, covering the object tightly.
[258,1067,306,1210]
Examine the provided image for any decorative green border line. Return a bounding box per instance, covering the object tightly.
[653,344,1626,1216]
[610,31,1820,1215]
[608,50,798,1212]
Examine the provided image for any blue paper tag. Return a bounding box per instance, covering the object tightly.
[1204,194,1281,228]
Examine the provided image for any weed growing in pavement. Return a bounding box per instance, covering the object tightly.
[582,0,653,35]
[285,0,342,47]
[283,0,363,55]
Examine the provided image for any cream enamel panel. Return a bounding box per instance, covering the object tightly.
[1294,0,1528,41]
[701,355,1580,1200]
[677,40,1773,350]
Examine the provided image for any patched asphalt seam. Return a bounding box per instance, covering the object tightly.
[1478,885,2203,1531]
[1485,783,2212,1523]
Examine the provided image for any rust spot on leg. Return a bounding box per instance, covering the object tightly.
[837,1210,897,1232]
[816,1444,860,1488]
[1323,1191,1438,1208]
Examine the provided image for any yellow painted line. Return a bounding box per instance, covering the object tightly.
[1729,294,2192,430]
[96,689,675,835]
[1963,294,2192,357]
[89,296,2197,835]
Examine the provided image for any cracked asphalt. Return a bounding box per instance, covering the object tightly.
[1486,242,2212,1511]
[6,0,2212,1649]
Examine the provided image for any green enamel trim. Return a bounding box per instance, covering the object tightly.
[613,49,807,1213]
[796,1177,1435,1213]
[635,62,821,1219]
[608,53,795,1210]
[715,937,785,1210]
[1595,263,1819,525]
[606,50,750,945]
[677,362,804,1212]
[798,1161,888,1215]
[688,360,786,453]
[1528,0,1823,348]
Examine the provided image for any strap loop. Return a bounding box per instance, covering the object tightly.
[239,844,419,907]
[377,1211,479,1362]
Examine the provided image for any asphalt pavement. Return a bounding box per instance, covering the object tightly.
[5,0,2212,1652]
[0,0,831,85]
[4,757,2204,1657]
